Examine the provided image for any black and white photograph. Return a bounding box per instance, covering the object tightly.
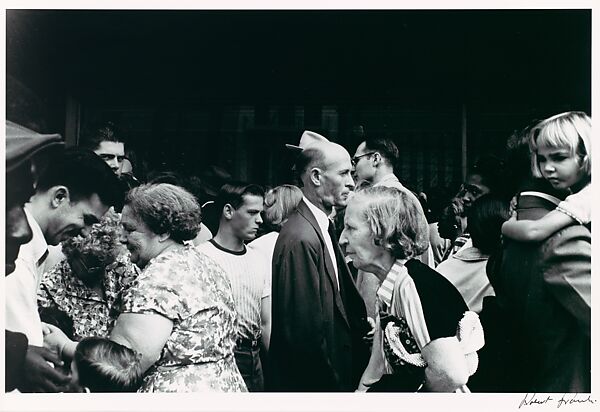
[2,1,597,410]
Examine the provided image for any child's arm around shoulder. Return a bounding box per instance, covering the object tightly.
[501,209,576,242]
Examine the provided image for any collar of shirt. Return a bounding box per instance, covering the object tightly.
[374,173,401,188]
[451,245,489,262]
[453,235,472,253]
[22,205,49,269]
[303,195,339,287]
[376,259,408,309]
[303,196,332,237]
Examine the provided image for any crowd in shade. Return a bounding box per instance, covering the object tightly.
[5,107,591,393]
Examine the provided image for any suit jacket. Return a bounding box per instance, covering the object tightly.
[266,200,370,391]
[475,193,591,392]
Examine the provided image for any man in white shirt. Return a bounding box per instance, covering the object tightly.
[267,132,369,391]
[196,183,270,391]
[5,147,122,349]
[5,120,71,392]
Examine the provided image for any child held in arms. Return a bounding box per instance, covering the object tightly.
[502,111,591,241]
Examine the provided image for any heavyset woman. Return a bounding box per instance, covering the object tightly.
[44,183,246,392]
[339,186,483,392]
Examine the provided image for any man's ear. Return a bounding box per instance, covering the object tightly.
[50,186,71,209]
[223,203,235,220]
[309,167,322,187]
[157,232,171,243]
[371,152,382,167]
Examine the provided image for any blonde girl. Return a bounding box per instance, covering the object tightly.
[502,111,591,241]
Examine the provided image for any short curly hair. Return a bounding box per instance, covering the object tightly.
[352,186,429,260]
[124,183,201,243]
[62,208,123,269]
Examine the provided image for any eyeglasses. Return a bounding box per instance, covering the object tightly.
[351,152,377,166]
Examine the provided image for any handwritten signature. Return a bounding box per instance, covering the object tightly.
[519,393,597,409]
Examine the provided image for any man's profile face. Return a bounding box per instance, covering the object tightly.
[94,141,125,176]
[457,173,490,210]
[319,148,355,209]
[5,165,35,275]
[352,141,376,182]
[229,194,264,242]
[45,193,109,246]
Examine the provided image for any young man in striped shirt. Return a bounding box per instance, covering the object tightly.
[196,183,270,392]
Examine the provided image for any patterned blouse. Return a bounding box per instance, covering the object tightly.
[121,244,247,393]
[38,254,139,341]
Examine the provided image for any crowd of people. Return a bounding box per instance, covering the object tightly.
[5,110,591,394]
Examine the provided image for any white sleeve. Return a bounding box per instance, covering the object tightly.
[556,184,591,225]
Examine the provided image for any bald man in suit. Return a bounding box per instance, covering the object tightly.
[266,135,370,392]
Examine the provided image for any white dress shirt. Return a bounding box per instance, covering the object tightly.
[5,207,50,345]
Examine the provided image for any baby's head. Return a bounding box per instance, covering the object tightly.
[530,111,591,184]
[72,337,143,392]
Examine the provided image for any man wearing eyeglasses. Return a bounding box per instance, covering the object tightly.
[80,121,127,176]
[352,137,416,197]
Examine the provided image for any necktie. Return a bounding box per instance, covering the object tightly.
[327,219,338,244]
[37,248,49,268]
[327,219,342,291]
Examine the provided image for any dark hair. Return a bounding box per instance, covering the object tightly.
[35,148,123,209]
[74,337,143,392]
[438,198,465,241]
[125,183,201,243]
[118,173,141,192]
[467,194,510,255]
[363,137,400,170]
[147,170,183,186]
[6,161,35,209]
[79,121,125,151]
[215,182,265,217]
[504,122,568,199]
[421,185,457,223]
[505,123,537,189]
[467,154,506,200]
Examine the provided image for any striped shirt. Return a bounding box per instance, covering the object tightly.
[196,239,270,341]
[376,262,403,310]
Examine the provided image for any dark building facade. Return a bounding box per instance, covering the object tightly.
[6,9,591,192]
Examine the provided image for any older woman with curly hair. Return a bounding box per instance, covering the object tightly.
[44,183,246,392]
[339,186,484,392]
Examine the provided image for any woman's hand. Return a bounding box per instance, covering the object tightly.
[42,322,77,361]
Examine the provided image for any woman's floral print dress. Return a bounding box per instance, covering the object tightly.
[121,244,247,392]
